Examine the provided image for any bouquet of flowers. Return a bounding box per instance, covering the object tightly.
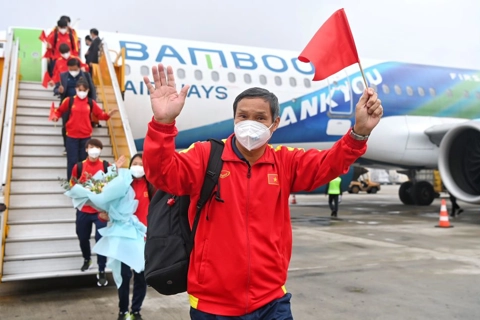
[62,165,146,288]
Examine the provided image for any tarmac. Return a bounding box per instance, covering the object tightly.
[1,185,479,320]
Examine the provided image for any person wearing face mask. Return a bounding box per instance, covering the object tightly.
[52,78,117,179]
[99,153,156,320]
[49,44,89,86]
[141,64,384,319]
[55,58,97,153]
[45,19,79,77]
[69,139,126,286]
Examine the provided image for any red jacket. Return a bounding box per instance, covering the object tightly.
[143,119,367,316]
[51,56,89,83]
[132,178,150,226]
[45,28,79,60]
[71,158,110,214]
[55,96,110,139]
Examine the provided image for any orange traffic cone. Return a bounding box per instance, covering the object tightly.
[435,199,453,228]
[290,194,297,205]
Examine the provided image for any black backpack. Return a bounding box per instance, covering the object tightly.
[76,159,109,179]
[144,139,224,295]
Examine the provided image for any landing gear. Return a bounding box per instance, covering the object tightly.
[398,170,435,206]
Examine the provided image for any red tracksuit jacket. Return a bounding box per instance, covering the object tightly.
[55,96,110,139]
[143,119,367,316]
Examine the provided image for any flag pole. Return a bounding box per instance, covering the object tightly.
[358,61,369,89]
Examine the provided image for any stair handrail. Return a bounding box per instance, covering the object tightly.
[0,39,19,188]
[0,31,14,145]
[0,39,20,279]
[101,42,136,157]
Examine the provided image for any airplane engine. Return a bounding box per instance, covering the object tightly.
[438,120,480,204]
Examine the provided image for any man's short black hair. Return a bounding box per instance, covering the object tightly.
[67,58,80,67]
[85,35,92,41]
[233,87,280,120]
[60,15,71,23]
[90,28,99,36]
[57,19,68,28]
[59,43,70,54]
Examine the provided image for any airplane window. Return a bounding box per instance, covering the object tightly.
[406,86,413,96]
[382,84,390,94]
[244,74,252,84]
[289,77,297,87]
[125,64,131,76]
[195,70,203,81]
[228,72,236,83]
[275,76,282,86]
[418,87,425,96]
[394,85,402,95]
[140,66,149,77]
[446,89,452,97]
[304,78,311,88]
[177,68,186,79]
[429,88,436,96]
[464,90,469,98]
[260,75,267,85]
[211,71,219,82]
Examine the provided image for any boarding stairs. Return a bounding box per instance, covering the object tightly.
[0,33,135,282]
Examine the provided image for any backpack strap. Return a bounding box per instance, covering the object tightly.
[103,160,109,173]
[189,139,224,252]
[76,161,83,179]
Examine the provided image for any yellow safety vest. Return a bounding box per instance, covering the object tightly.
[328,177,342,195]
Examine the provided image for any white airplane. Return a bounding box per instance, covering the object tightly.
[4,27,480,206]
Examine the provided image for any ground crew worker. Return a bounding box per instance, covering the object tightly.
[326,176,342,217]
[142,64,383,319]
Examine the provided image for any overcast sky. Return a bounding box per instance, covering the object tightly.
[3,0,480,69]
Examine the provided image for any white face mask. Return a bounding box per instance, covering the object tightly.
[59,28,67,34]
[130,165,145,178]
[69,70,80,77]
[234,120,274,151]
[61,52,70,59]
[76,90,88,99]
[88,147,101,159]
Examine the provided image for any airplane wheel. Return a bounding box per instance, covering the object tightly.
[412,181,435,206]
[399,181,415,205]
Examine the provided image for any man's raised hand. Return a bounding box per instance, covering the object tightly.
[143,64,190,124]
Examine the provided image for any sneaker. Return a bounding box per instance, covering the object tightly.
[117,311,130,320]
[97,271,108,286]
[458,209,464,215]
[130,312,143,320]
[80,259,92,271]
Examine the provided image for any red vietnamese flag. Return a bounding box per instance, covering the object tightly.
[39,30,47,42]
[298,8,360,81]
[42,71,51,88]
[48,102,56,121]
